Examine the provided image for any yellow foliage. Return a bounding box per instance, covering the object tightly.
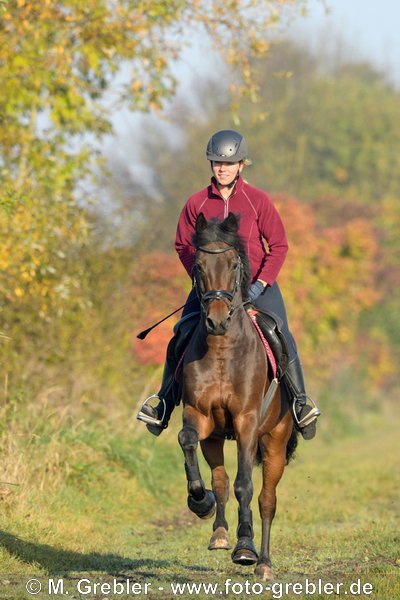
[335,167,349,183]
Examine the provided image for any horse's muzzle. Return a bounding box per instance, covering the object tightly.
[205,315,229,336]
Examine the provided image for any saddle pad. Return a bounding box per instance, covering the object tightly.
[247,309,277,379]
[174,350,186,383]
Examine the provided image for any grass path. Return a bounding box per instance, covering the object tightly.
[0,418,399,599]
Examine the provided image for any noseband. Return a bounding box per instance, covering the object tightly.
[193,245,244,319]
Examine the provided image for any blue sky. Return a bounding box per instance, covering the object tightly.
[174,0,400,93]
[108,0,400,158]
[292,0,400,86]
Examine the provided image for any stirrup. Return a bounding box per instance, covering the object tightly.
[292,396,321,428]
[136,394,166,427]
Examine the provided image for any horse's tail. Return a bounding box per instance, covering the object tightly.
[285,425,298,464]
[255,425,298,466]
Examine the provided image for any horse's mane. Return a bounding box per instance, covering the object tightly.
[192,215,251,299]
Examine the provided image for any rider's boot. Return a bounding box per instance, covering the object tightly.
[136,312,199,437]
[136,355,178,436]
[283,356,321,440]
[136,331,180,436]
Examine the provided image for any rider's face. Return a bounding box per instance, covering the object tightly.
[211,161,243,187]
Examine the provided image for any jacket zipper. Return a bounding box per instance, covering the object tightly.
[224,198,229,218]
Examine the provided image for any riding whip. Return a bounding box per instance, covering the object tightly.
[136,298,197,340]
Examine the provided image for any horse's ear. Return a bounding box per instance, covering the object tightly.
[195,212,208,233]
[224,212,239,233]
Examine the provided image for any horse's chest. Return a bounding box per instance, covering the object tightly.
[186,353,248,404]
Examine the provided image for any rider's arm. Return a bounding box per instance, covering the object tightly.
[175,199,197,276]
[256,194,288,286]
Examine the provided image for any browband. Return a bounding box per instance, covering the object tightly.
[197,245,235,254]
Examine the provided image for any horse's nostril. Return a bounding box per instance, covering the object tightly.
[206,316,229,336]
[206,317,216,331]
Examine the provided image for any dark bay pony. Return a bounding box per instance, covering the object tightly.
[178,212,297,581]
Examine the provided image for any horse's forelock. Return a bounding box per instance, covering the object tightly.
[193,216,240,248]
[192,216,251,297]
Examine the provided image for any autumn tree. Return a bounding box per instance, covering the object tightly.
[273,195,380,376]
[0,0,304,364]
[131,252,190,366]
[243,43,400,202]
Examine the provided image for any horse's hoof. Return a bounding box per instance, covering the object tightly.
[231,537,258,565]
[254,562,274,581]
[208,527,231,550]
[188,490,216,519]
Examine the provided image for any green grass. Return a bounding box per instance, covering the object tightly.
[0,398,399,599]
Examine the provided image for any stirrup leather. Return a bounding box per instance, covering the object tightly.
[136,394,166,426]
[293,397,321,428]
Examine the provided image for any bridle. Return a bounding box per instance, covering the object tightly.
[193,244,245,320]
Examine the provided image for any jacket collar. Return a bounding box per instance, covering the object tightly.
[209,175,244,199]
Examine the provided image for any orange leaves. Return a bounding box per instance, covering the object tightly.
[138,251,188,286]
[131,321,173,366]
[272,194,380,377]
[130,252,190,367]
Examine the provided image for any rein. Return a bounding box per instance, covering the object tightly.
[194,244,245,319]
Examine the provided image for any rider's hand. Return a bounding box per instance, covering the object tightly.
[247,280,266,303]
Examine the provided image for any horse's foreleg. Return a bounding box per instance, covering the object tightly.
[201,437,231,550]
[255,421,292,581]
[231,416,259,566]
[178,412,216,520]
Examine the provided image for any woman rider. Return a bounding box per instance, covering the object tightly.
[137,130,321,440]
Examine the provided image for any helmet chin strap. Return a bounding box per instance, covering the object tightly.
[227,172,240,188]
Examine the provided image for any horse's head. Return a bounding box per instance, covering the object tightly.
[193,213,249,336]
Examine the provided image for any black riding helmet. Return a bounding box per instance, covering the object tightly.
[206,130,250,164]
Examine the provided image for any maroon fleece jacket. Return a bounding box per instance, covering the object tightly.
[175,176,288,286]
